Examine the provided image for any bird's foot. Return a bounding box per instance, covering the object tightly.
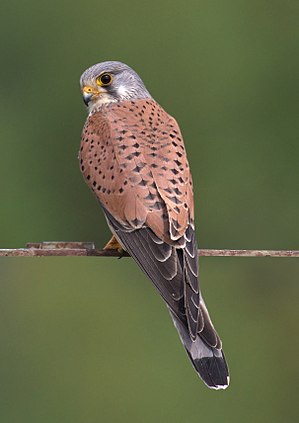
[103,235,124,258]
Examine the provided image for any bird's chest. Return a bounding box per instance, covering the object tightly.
[79,125,121,204]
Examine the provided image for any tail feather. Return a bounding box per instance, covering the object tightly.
[169,308,229,390]
[102,208,229,389]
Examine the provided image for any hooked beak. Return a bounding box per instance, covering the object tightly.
[82,85,102,106]
[83,91,93,106]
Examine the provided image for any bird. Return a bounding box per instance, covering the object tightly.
[79,61,229,389]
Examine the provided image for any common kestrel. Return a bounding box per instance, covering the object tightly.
[79,61,229,389]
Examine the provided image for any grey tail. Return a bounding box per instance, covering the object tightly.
[168,309,229,390]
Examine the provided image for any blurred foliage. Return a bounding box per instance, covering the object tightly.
[0,0,298,422]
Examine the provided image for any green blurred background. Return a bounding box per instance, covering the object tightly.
[0,0,298,422]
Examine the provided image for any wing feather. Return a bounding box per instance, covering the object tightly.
[79,98,222,347]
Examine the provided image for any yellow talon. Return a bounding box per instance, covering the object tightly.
[103,235,123,253]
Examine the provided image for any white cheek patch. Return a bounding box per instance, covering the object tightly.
[117,85,130,98]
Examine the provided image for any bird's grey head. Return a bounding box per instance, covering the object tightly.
[80,61,152,113]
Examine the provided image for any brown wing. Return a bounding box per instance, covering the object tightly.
[79,99,193,245]
[79,99,219,345]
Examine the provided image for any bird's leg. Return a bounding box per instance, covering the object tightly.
[103,235,124,255]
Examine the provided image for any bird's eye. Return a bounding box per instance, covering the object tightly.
[96,73,113,86]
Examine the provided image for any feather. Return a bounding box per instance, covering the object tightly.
[79,97,229,389]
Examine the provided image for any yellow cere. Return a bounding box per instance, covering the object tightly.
[83,86,94,93]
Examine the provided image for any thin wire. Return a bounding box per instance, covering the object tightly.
[0,242,298,257]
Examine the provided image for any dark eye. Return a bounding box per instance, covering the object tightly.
[96,73,113,86]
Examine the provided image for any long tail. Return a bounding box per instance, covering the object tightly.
[102,209,229,388]
[168,308,229,389]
